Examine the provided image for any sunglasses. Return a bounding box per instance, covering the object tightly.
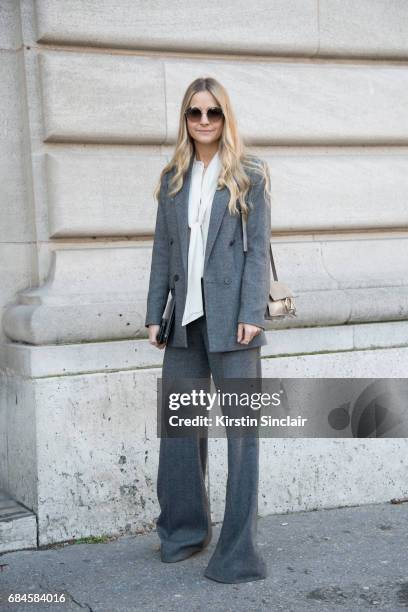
[185,106,224,123]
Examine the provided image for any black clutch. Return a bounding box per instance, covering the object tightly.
[156,292,175,345]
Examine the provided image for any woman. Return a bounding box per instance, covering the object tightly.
[145,77,271,583]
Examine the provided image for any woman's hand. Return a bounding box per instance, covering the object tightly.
[148,324,166,349]
[237,322,262,345]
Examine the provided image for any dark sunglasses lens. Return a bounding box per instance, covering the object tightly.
[207,108,224,121]
[186,108,202,121]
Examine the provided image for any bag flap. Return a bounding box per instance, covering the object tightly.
[269,281,295,300]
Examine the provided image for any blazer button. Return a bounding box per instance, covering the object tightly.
[224,276,231,285]
[174,273,179,281]
[169,238,174,245]
[229,239,235,246]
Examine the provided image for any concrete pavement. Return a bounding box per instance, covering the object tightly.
[1,500,407,611]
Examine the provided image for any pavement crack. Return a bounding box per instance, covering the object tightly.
[65,590,93,610]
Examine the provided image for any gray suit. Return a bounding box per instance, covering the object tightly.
[145,154,271,352]
[146,154,270,583]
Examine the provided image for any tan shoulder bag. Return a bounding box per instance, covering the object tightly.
[241,214,297,319]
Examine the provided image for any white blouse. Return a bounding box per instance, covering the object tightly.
[181,150,222,326]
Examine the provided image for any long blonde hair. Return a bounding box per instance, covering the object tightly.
[153,77,271,217]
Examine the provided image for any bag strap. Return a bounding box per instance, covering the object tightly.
[242,211,248,252]
[241,211,278,282]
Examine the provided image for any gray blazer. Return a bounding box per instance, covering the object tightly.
[145,154,271,352]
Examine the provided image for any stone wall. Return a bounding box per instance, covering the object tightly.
[1,0,408,545]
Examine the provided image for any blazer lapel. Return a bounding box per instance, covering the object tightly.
[174,156,194,281]
[203,187,229,272]
[174,156,229,279]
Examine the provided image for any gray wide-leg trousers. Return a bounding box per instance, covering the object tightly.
[156,289,267,584]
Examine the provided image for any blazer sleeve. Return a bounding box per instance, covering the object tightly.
[144,172,170,328]
[237,164,271,329]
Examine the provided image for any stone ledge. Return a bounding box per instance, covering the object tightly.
[0,490,37,553]
[2,240,408,345]
[2,320,408,378]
